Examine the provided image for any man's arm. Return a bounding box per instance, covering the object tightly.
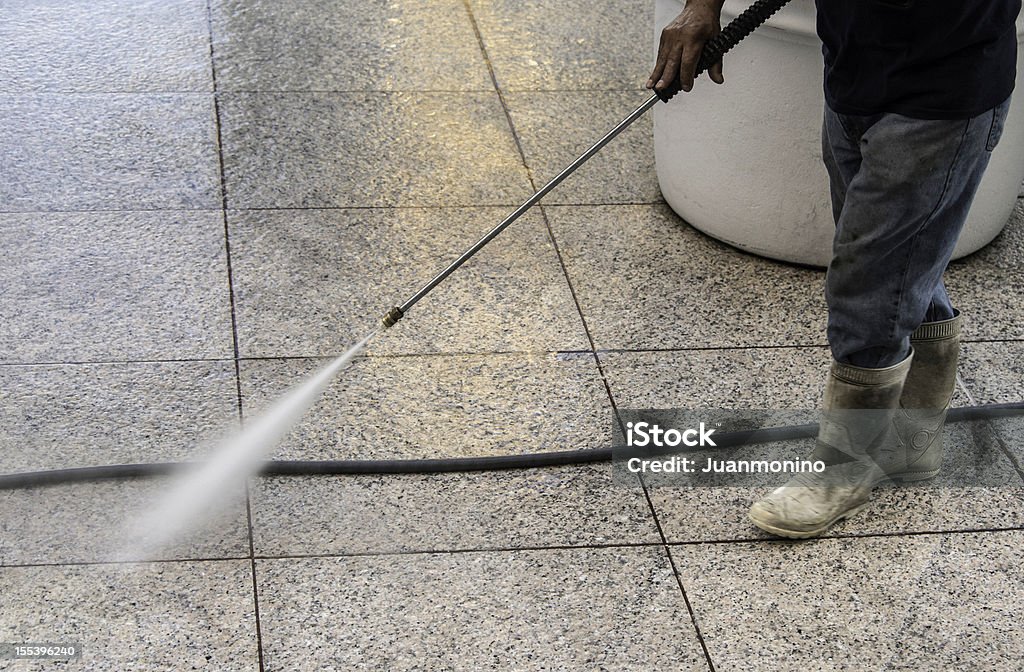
[647,0,726,93]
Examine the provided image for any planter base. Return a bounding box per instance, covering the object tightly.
[654,0,1024,267]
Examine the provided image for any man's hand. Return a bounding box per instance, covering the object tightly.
[647,0,726,94]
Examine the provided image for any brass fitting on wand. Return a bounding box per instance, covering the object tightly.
[380,306,404,329]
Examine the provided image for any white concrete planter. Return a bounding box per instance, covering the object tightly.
[654,0,1024,267]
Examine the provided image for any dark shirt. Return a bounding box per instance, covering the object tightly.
[815,0,1021,119]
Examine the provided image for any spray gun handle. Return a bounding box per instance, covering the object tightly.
[655,42,723,102]
[656,0,793,103]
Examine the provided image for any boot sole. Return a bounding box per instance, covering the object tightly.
[748,501,870,540]
[874,469,941,486]
[891,469,940,482]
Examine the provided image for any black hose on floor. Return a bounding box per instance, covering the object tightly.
[2,402,1021,489]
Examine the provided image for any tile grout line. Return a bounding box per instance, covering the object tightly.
[11,339,1024,370]
[0,201,668,215]
[0,343,833,369]
[7,524,1024,570]
[1,87,647,96]
[455,0,625,419]
[10,339,1024,369]
[252,541,663,562]
[458,2,718,669]
[457,0,532,184]
[454,0,634,438]
[649,522,718,671]
[455,0,630,506]
[202,7,243,424]
[990,424,1024,484]
[532,203,728,668]
[541,226,724,670]
[204,4,267,671]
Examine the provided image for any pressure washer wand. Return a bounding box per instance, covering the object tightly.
[380,0,793,330]
[378,95,658,328]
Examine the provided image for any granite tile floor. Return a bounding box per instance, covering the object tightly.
[1,1,1023,670]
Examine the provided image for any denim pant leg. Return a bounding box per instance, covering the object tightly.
[820,97,1010,369]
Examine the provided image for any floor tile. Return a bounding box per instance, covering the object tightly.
[505,91,660,205]
[0,94,220,211]
[670,530,1024,671]
[238,352,612,460]
[218,92,533,208]
[0,211,234,363]
[0,0,211,93]
[985,417,1024,494]
[210,0,491,92]
[945,202,1024,341]
[0,560,258,671]
[250,466,658,556]
[229,207,590,358]
[946,269,1024,342]
[600,347,831,409]
[956,343,1024,489]
[228,206,589,360]
[960,341,1024,406]
[549,204,826,350]
[0,359,247,564]
[956,334,1024,483]
[255,547,709,671]
[0,360,238,473]
[0,479,250,565]
[468,0,651,91]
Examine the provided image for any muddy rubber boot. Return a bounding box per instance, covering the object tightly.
[747,354,913,539]
[879,311,962,483]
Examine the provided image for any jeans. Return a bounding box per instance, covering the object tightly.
[821,96,1011,369]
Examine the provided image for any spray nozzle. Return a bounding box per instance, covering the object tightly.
[380,306,404,329]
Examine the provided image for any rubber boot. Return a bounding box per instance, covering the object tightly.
[879,311,962,482]
[748,353,913,539]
